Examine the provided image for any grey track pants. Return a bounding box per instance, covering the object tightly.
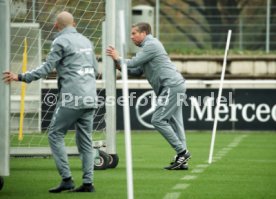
[48,106,95,184]
[151,83,187,154]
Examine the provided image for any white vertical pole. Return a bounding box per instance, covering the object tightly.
[119,10,134,199]
[105,0,117,155]
[208,30,232,164]
[0,0,10,177]
[116,0,131,53]
[38,28,42,132]
[266,0,271,53]
[102,21,106,81]
[32,0,36,22]
[155,0,160,39]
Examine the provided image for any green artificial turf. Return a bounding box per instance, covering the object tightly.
[1,131,276,199]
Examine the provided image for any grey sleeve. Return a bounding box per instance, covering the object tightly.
[126,43,156,68]
[91,43,99,77]
[116,58,143,77]
[21,39,63,83]
[93,51,99,78]
[128,66,143,77]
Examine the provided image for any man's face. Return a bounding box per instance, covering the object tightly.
[54,22,59,30]
[131,27,146,46]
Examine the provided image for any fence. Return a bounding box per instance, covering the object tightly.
[133,0,276,53]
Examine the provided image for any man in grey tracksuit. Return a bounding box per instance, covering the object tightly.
[3,12,97,192]
[107,22,191,170]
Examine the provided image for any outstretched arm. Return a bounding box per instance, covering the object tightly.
[2,71,19,84]
[2,39,63,84]
[106,46,121,70]
[106,46,143,77]
[128,66,143,77]
[21,40,63,83]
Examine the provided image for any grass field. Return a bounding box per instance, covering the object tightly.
[1,131,276,199]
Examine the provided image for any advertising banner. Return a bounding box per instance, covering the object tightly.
[42,88,276,131]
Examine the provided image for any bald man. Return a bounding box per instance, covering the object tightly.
[3,11,98,192]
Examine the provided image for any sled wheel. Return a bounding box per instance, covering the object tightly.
[94,150,109,170]
[107,154,119,168]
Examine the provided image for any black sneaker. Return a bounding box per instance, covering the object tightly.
[174,163,189,170]
[70,184,95,192]
[49,179,75,193]
[164,151,191,170]
[164,161,189,170]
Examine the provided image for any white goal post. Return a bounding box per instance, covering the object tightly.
[0,0,10,178]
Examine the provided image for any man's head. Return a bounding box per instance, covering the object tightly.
[54,11,75,31]
[131,22,152,46]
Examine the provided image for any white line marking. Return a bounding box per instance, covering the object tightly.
[228,143,238,147]
[212,158,221,162]
[221,147,231,151]
[215,154,225,158]
[163,192,181,199]
[195,164,209,168]
[211,135,248,163]
[181,175,198,180]
[217,151,228,155]
[173,184,190,190]
[163,135,248,199]
[191,168,205,173]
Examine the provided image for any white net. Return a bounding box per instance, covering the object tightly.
[10,0,107,154]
